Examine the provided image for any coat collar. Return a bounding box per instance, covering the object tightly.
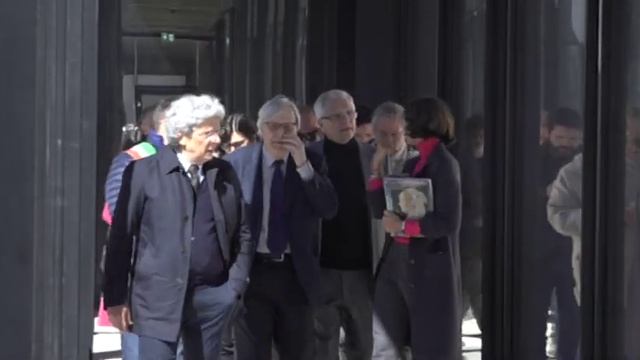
[158,146,182,174]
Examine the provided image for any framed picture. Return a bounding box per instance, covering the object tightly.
[383,176,434,220]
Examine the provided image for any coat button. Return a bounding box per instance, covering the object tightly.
[409,259,415,265]
[190,236,195,241]
[183,216,189,222]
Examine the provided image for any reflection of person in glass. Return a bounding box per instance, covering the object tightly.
[548,107,640,359]
[398,188,428,219]
[527,108,583,360]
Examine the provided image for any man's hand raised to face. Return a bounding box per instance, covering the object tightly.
[279,134,308,167]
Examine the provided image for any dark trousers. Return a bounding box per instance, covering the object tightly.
[121,332,139,360]
[219,321,235,357]
[314,268,373,360]
[373,242,462,360]
[235,256,314,360]
[372,244,411,359]
[461,253,482,328]
[460,226,482,329]
[138,282,238,360]
[520,246,580,360]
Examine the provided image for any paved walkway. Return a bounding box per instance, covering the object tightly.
[92,317,483,359]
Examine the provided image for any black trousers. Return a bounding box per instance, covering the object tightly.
[519,245,580,360]
[314,268,373,360]
[235,256,314,360]
[138,282,238,360]
[460,247,482,328]
[460,225,482,329]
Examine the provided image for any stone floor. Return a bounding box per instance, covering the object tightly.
[93,316,483,359]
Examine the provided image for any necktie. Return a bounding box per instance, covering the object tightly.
[267,160,287,256]
[187,164,200,191]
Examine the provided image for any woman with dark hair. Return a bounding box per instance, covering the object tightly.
[224,113,258,153]
[368,97,462,359]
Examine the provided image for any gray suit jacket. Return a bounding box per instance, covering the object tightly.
[224,143,338,304]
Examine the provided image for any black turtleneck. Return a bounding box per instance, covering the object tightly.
[321,138,371,270]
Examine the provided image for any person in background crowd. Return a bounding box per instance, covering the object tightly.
[298,105,323,144]
[368,97,462,359]
[217,115,258,358]
[368,101,418,359]
[225,95,337,360]
[119,105,158,150]
[369,101,418,268]
[355,105,375,144]
[223,113,258,154]
[103,94,253,360]
[100,100,172,360]
[548,107,640,359]
[521,107,582,360]
[310,89,375,360]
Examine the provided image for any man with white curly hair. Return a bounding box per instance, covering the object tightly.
[103,94,254,360]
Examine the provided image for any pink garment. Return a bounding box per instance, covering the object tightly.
[97,296,112,327]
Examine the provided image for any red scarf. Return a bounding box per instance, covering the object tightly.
[412,137,441,176]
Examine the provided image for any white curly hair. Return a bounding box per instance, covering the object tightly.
[165,94,226,145]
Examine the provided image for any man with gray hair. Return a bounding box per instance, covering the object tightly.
[309,89,375,360]
[225,95,337,360]
[103,94,253,360]
[371,102,417,175]
[369,101,419,267]
[368,101,418,359]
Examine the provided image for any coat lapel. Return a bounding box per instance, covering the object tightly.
[249,150,264,244]
[240,144,261,204]
[205,166,231,260]
[358,141,373,184]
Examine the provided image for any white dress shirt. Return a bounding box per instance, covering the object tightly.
[257,146,314,254]
[176,151,204,184]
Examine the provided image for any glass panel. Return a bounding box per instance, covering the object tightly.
[514,1,587,359]
[616,1,640,357]
[452,1,487,359]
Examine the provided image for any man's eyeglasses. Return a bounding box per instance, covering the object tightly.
[320,110,357,123]
[197,128,221,139]
[264,121,297,133]
[299,130,319,142]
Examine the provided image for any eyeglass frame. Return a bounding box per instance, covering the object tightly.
[319,109,358,123]
[262,121,298,134]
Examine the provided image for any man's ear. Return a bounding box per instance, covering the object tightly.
[318,119,327,132]
[176,133,189,147]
